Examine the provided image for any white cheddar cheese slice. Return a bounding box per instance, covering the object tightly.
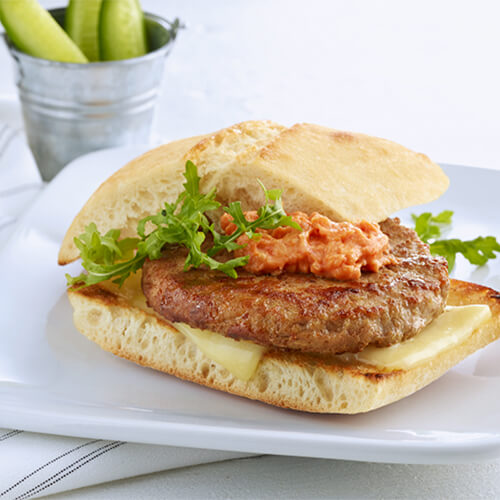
[354,305,491,370]
[174,323,267,381]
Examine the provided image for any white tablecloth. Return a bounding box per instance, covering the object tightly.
[1,0,500,497]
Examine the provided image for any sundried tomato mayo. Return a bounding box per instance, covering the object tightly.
[220,211,397,281]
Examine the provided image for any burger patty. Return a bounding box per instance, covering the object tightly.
[142,218,449,355]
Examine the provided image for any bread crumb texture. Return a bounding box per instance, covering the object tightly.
[59,120,448,264]
[68,279,500,414]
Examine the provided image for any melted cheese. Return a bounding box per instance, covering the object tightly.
[100,271,144,304]
[174,323,267,381]
[353,305,491,369]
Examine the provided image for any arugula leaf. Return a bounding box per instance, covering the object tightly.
[430,236,500,272]
[412,210,453,243]
[66,223,143,287]
[208,181,302,257]
[67,161,299,287]
[412,210,500,271]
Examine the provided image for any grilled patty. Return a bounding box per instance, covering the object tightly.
[142,218,449,355]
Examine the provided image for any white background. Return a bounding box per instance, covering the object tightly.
[1,0,500,498]
[1,0,499,169]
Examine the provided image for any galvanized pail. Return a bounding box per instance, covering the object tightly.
[4,8,176,180]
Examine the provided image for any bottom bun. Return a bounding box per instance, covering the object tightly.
[68,279,500,414]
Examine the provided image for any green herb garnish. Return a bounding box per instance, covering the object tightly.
[208,181,300,257]
[411,210,454,242]
[66,160,301,287]
[412,210,500,271]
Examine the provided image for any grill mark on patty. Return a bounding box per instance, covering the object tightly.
[142,218,449,355]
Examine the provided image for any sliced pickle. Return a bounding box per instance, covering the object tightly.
[65,0,103,62]
[99,0,147,61]
[0,0,87,63]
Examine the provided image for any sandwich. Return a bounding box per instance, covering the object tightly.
[58,121,500,414]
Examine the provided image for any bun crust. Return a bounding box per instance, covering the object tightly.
[59,120,448,265]
[67,279,500,414]
[58,134,209,265]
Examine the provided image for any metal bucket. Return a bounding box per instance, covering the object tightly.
[4,8,176,180]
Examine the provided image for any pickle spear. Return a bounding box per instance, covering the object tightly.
[100,0,148,61]
[0,0,88,63]
[66,0,103,62]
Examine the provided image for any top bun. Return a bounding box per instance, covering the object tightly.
[58,120,449,265]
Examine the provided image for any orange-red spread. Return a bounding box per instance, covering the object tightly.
[220,211,398,281]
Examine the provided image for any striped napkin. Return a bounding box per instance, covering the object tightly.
[0,123,249,498]
[0,429,246,499]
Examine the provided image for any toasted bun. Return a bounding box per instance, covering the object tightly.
[59,120,448,265]
[67,279,500,414]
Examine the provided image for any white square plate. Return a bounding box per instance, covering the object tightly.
[1,146,499,464]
